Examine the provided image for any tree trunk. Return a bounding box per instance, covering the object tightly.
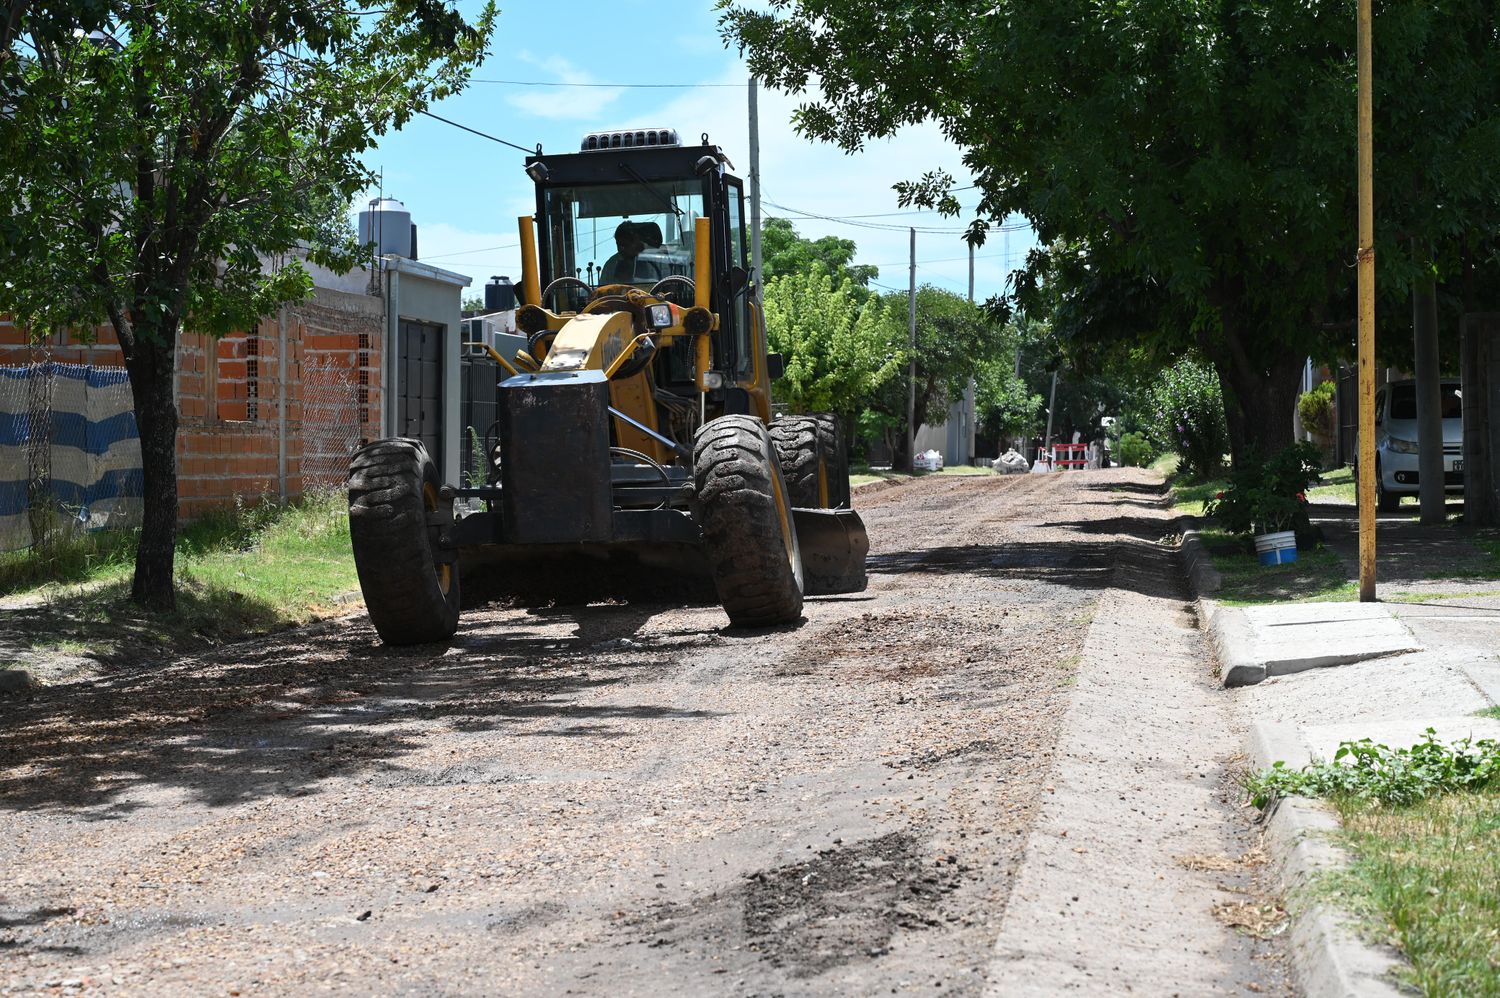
[1212,343,1305,467]
[125,331,180,611]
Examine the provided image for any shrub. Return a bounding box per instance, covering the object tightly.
[1116,431,1155,467]
[1145,359,1229,478]
[1202,441,1321,536]
[1297,380,1336,439]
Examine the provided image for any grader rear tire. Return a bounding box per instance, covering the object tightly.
[347,438,461,645]
[770,413,852,509]
[694,415,804,627]
[807,412,851,509]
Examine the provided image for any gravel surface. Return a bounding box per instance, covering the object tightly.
[2,470,1212,996]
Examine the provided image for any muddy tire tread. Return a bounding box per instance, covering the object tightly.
[347,438,460,645]
[694,415,804,627]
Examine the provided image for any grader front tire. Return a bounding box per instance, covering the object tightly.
[347,438,461,645]
[694,415,805,628]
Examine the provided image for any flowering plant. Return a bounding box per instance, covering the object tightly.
[1202,443,1321,537]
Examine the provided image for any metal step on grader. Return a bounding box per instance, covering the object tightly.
[346,127,869,644]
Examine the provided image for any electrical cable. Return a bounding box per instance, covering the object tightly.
[471,79,745,88]
[418,109,535,155]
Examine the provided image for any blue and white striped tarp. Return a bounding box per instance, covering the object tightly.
[0,363,143,551]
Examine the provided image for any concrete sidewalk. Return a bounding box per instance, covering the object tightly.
[1186,509,1500,998]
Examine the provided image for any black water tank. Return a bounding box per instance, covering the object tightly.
[485,275,516,312]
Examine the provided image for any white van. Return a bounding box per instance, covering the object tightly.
[1368,379,1463,511]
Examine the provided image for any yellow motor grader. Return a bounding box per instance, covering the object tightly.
[346,128,868,644]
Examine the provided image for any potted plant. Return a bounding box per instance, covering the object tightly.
[1203,443,1321,565]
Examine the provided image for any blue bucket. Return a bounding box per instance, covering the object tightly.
[1257,545,1298,566]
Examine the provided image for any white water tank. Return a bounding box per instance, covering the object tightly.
[358,197,416,258]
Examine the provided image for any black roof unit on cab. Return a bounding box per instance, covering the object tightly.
[580,128,681,152]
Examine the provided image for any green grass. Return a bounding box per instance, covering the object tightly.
[1478,706,1500,721]
[2,491,359,663]
[1335,792,1500,996]
[1309,465,1357,504]
[850,464,993,487]
[1248,732,1500,996]
[1388,589,1500,603]
[1196,527,1358,605]
[1147,452,1180,476]
[1167,473,1230,517]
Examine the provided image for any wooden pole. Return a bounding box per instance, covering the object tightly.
[906,227,917,472]
[1357,0,1377,601]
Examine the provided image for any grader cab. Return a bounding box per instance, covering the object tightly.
[347,128,869,645]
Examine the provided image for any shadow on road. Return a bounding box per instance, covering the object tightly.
[0,593,721,815]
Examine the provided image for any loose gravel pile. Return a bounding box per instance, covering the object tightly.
[0,470,1169,996]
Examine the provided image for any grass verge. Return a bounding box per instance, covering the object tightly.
[1335,793,1500,996]
[4,491,359,667]
[1308,465,1356,504]
[1250,733,1500,996]
[1193,527,1356,605]
[850,465,993,487]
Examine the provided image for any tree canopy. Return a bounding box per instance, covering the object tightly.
[0,1,495,608]
[763,270,903,422]
[761,216,878,295]
[721,1,1500,463]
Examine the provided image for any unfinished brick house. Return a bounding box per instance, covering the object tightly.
[0,254,469,523]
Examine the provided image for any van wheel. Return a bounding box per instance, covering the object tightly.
[1375,461,1401,513]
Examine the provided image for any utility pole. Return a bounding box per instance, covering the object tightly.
[966,243,976,465]
[906,228,917,472]
[1356,0,1378,601]
[748,77,763,308]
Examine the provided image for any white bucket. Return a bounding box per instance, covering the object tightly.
[1253,530,1298,566]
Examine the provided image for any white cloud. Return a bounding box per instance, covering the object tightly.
[505,52,625,121]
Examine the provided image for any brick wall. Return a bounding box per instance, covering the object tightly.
[1,285,384,519]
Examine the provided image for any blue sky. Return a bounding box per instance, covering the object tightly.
[359,1,1037,301]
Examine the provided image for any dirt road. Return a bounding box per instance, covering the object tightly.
[3,471,1203,995]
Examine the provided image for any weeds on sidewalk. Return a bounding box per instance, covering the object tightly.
[1250,731,1500,996]
[1247,729,1500,808]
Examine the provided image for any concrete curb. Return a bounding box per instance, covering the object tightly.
[1179,522,1223,598]
[1180,521,1423,687]
[1177,521,1260,685]
[1248,721,1409,998]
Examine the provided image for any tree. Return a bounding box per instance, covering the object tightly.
[0,1,495,609]
[761,216,879,296]
[721,1,1500,464]
[864,286,1007,469]
[763,270,904,425]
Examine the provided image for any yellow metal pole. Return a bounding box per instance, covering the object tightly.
[1357,0,1377,601]
[693,218,713,394]
[518,216,542,307]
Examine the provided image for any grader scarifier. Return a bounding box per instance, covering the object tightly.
[347,128,869,644]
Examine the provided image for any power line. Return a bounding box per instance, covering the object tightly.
[765,199,969,234]
[470,78,745,89]
[419,242,520,262]
[764,193,1028,235]
[418,110,535,155]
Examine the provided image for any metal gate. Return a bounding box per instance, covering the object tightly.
[398,319,443,462]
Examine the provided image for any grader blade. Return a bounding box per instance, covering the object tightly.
[792,508,870,596]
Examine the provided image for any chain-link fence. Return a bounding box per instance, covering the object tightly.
[300,352,366,490]
[0,362,143,553]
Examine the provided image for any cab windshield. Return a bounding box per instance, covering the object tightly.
[542,181,705,295]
